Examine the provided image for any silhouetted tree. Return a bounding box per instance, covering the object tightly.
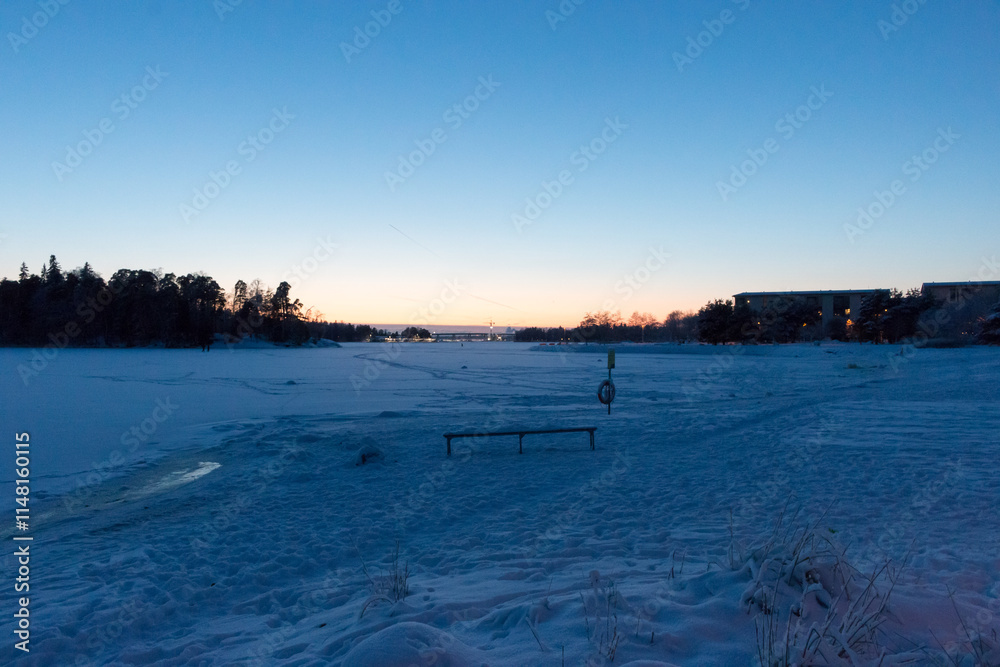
[401,326,431,339]
[729,300,756,342]
[46,255,62,285]
[855,290,901,343]
[697,299,733,344]
[515,326,569,342]
[579,310,622,342]
[755,298,820,343]
[662,310,697,342]
[826,316,848,342]
[233,279,247,314]
[883,288,937,343]
[0,259,317,348]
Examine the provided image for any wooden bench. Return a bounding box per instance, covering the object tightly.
[444,427,596,456]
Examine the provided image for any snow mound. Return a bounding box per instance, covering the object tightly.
[353,436,386,466]
[308,337,342,347]
[340,621,484,666]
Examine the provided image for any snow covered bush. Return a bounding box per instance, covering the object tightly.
[737,510,906,666]
[581,572,622,663]
[358,541,411,618]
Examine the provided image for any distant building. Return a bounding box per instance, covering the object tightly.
[921,281,1000,305]
[430,331,516,341]
[732,289,878,329]
[732,282,1000,332]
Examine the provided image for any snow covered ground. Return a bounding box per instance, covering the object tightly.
[3,342,999,665]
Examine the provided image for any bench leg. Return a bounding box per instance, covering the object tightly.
[447,437,451,456]
[589,430,594,450]
[518,434,523,454]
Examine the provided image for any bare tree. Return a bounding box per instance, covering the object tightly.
[628,311,658,342]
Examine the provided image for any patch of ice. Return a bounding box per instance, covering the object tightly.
[139,461,221,495]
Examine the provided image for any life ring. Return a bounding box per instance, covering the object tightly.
[597,379,616,405]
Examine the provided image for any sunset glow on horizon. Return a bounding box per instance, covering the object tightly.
[2,2,997,329]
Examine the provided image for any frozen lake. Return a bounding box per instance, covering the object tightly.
[3,342,999,665]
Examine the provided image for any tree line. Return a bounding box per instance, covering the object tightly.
[514,288,1000,346]
[0,256,342,348]
[5,258,997,347]
[514,310,699,344]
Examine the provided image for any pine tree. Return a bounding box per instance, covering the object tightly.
[271,281,292,318]
[697,299,734,344]
[233,279,247,313]
[46,255,63,284]
[18,263,29,281]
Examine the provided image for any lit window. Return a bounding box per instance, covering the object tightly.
[845,308,850,315]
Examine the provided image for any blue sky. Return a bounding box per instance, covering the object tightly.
[2,1,998,327]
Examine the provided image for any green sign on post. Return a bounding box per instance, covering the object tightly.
[608,349,615,369]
